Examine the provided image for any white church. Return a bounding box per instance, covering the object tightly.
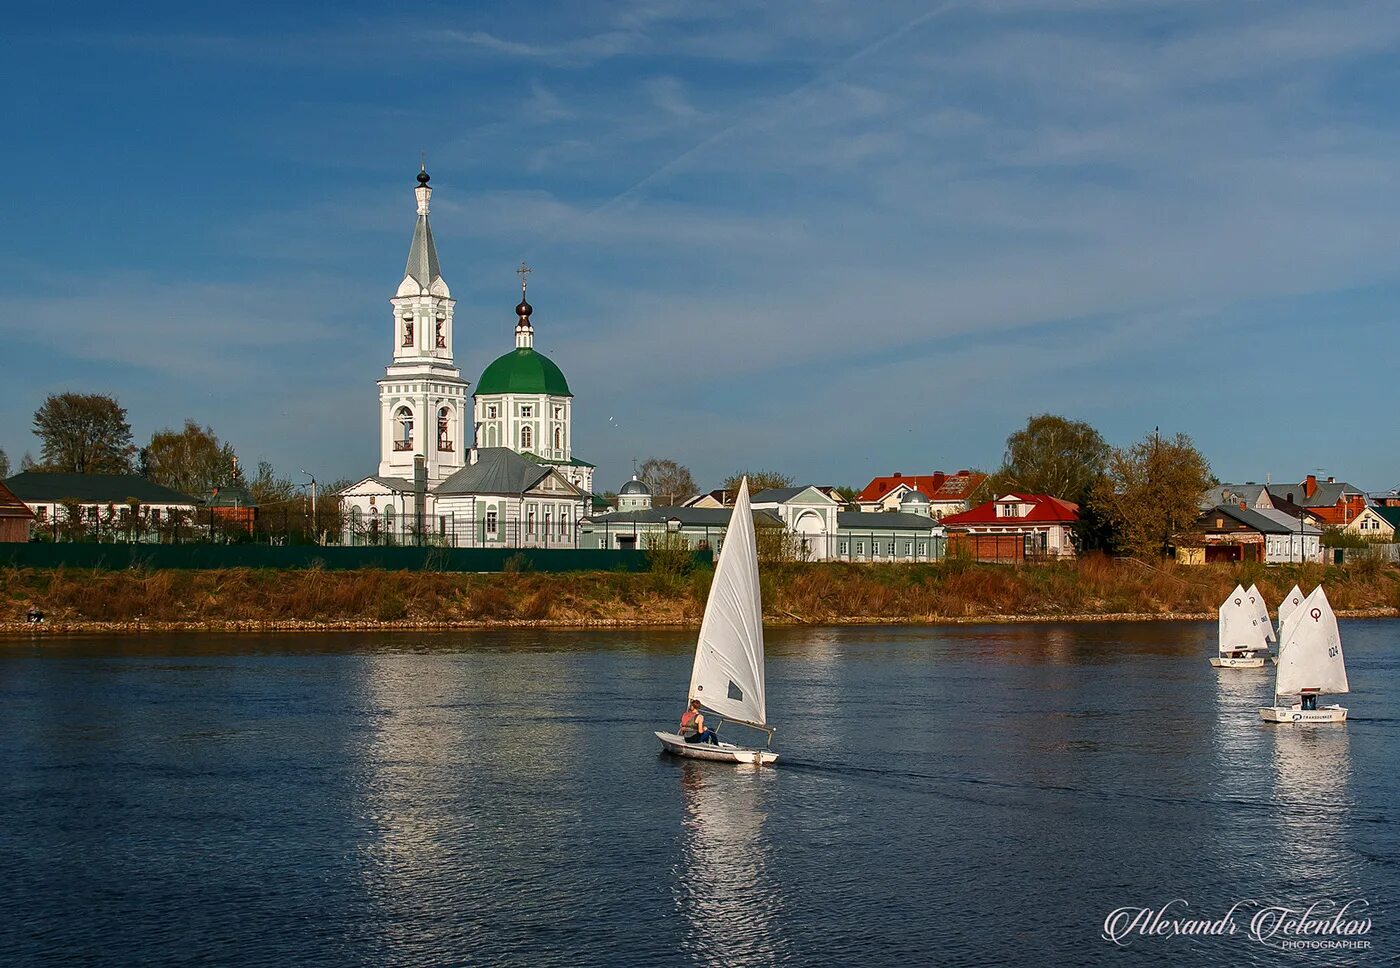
[340,167,595,547]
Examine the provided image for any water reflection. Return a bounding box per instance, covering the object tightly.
[1266,724,1353,884]
[674,761,788,964]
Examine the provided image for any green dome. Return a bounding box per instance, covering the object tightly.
[475,347,572,397]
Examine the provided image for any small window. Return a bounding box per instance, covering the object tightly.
[402,316,414,346]
[521,425,533,450]
[727,680,744,702]
[839,540,848,554]
[856,541,864,554]
[486,510,498,536]
[487,404,498,420]
[888,541,896,555]
[521,405,533,418]
[527,509,536,535]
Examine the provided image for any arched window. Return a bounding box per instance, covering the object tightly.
[384,506,396,540]
[553,427,562,451]
[437,407,452,451]
[521,425,533,451]
[395,407,413,450]
[435,316,446,348]
[402,315,414,347]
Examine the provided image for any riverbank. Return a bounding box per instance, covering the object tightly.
[2,557,1396,635]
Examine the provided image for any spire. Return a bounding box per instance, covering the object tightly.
[514,262,534,349]
[404,163,441,290]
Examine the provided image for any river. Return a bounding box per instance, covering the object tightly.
[1,621,1395,966]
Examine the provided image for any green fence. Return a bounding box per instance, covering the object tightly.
[0,543,710,573]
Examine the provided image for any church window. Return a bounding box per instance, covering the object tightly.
[553,406,562,420]
[437,407,452,452]
[839,540,848,555]
[553,427,563,451]
[487,404,498,420]
[527,507,536,535]
[435,317,446,348]
[384,506,396,539]
[485,509,498,537]
[521,405,533,418]
[395,407,413,450]
[521,425,533,450]
[402,316,414,346]
[560,508,568,536]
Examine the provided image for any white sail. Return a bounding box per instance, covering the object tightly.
[1274,587,1348,697]
[1245,583,1275,644]
[1277,584,1304,630]
[688,477,767,727]
[1218,584,1267,655]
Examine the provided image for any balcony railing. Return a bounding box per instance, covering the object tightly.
[437,439,454,452]
[393,440,414,451]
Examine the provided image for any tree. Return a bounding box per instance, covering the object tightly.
[0,448,8,478]
[988,414,1110,503]
[19,452,36,472]
[32,392,136,473]
[1091,430,1213,559]
[639,457,697,507]
[143,420,237,495]
[720,470,794,494]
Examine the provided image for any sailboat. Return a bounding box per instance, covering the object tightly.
[1246,584,1275,646]
[1210,584,1271,668]
[1277,584,1304,633]
[655,477,779,766]
[1260,586,1349,723]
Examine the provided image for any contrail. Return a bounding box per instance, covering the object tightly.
[524,2,960,256]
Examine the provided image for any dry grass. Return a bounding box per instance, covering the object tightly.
[0,557,1395,629]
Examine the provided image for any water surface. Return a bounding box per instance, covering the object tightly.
[1,621,1395,965]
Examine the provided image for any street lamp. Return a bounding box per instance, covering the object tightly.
[300,471,318,544]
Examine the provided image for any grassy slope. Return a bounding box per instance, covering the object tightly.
[0,557,1396,630]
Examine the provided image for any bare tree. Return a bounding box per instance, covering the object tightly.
[639,457,697,507]
[721,470,794,494]
[0,448,9,478]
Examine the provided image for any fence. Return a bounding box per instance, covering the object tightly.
[1330,544,1400,565]
[0,543,708,573]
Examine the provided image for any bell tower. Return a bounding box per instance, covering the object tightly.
[376,164,470,483]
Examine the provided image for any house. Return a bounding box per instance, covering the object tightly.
[1344,505,1400,542]
[834,493,947,561]
[202,477,258,535]
[1370,490,1400,509]
[940,493,1079,562]
[4,472,199,539]
[1177,504,1323,565]
[682,489,730,509]
[0,480,35,542]
[749,486,843,559]
[856,470,984,518]
[581,478,944,561]
[1270,475,1369,526]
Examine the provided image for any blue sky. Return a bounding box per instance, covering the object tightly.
[3,0,1399,493]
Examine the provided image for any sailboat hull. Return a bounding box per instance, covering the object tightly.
[655,731,779,765]
[1259,705,1348,724]
[1210,655,1267,669]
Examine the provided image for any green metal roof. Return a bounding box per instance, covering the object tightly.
[475,348,572,397]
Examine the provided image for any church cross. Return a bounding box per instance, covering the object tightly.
[516,261,532,294]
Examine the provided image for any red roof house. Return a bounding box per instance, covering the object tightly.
[856,470,985,517]
[0,480,35,542]
[941,493,1079,562]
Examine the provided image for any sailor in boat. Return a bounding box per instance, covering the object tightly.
[680,699,720,745]
[1301,691,1318,711]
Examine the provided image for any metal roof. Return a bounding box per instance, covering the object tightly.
[837,511,944,531]
[435,448,581,497]
[583,507,784,528]
[404,211,441,289]
[3,472,198,506]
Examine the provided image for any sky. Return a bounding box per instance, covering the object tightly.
[2,0,1399,494]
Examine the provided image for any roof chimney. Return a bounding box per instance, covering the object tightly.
[1327,476,1335,484]
[893,472,902,478]
[1305,474,1317,499]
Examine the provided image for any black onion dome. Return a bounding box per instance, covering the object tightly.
[417,168,431,186]
[516,298,533,318]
